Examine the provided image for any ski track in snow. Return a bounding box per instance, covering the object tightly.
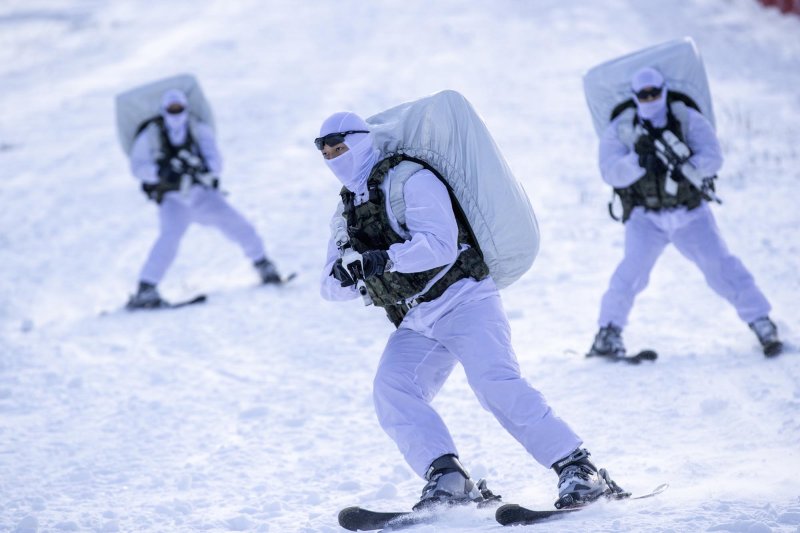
[1,0,798,531]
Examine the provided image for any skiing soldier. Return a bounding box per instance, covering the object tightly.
[126,88,283,308]
[589,67,782,358]
[317,111,623,510]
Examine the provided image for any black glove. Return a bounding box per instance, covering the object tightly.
[634,134,655,157]
[157,164,182,186]
[360,250,390,279]
[701,176,716,195]
[331,259,356,287]
[141,182,160,200]
[640,152,667,176]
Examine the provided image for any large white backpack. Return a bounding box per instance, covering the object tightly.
[114,73,215,156]
[366,90,539,290]
[582,37,716,137]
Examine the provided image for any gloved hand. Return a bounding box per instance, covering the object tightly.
[141,182,160,199]
[194,172,219,188]
[640,152,666,176]
[700,176,717,198]
[158,162,182,186]
[359,250,391,279]
[633,134,656,158]
[331,258,356,287]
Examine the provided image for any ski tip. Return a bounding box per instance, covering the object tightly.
[261,272,297,286]
[629,482,670,500]
[495,504,523,526]
[651,482,669,494]
[637,349,658,361]
[337,507,361,531]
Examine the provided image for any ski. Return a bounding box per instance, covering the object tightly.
[495,483,669,527]
[126,294,207,310]
[337,507,436,531]
[338,494,501,532]
[101,294,207,316]
[158,294,208,309]
[262,272,298,286]
[279,272,298,284]
[587,349,658,365]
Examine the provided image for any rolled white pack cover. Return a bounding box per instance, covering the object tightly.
[583,37,715,136]
[115,73,215,155]
[367,90,540,290]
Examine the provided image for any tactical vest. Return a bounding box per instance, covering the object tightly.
[341,155,490,327]
[611,94,708,222]
[140,117,209,203]
[155,119,207,177]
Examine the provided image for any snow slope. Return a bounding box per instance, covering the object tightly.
[1,0,798,531]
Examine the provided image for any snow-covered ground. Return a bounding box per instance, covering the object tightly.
[1,1,799,531]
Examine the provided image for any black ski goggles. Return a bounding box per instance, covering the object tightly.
[314,130,369,150]
[165,103,186,114]
[634,86,663,101]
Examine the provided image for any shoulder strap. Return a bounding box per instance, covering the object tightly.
[666,90,701,113]
[134,115,162,139]
[388,160,424,228]
[668,100,691,141]
[610,98,635,122]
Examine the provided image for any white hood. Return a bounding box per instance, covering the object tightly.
[161,89,189,145]
[319,112,380,193]
[631,67,668,126]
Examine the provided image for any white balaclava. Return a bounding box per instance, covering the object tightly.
[319,112,380,193]
[631,67,667,126]
[160,89,189,145]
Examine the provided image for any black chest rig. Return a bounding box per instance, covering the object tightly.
[154,118,208,179]
[341,155,489,327]
[615,111,704,222]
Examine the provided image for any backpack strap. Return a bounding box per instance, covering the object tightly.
[387,160,424,229]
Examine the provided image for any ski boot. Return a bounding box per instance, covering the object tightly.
[413,455,499,511]
[254,257,281,284]
[126,281,166,310]
[552,448,627,509]
[749,316,783,357]
[587,323,626,359]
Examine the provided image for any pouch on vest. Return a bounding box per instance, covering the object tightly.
[366,90,539,290]
[114,73,215,157]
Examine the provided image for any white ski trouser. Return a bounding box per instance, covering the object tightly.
[599,203,771,328]
[373,286,582,478]
[139,187,266,285]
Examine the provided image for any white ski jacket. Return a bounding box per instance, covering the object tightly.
[599,105,723,189]
[130,121,222,185]
[320,167,497,333]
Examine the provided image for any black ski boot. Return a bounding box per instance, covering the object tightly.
[587,323,626,358]
[552,448,627,509]
[254,257,281,284]
[413,455,498,511]
[749,316,783,357]
[126,281,166,310]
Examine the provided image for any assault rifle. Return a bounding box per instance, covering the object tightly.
[330,215,372,306]
[641,123,722,204]
[173,149,218,190]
